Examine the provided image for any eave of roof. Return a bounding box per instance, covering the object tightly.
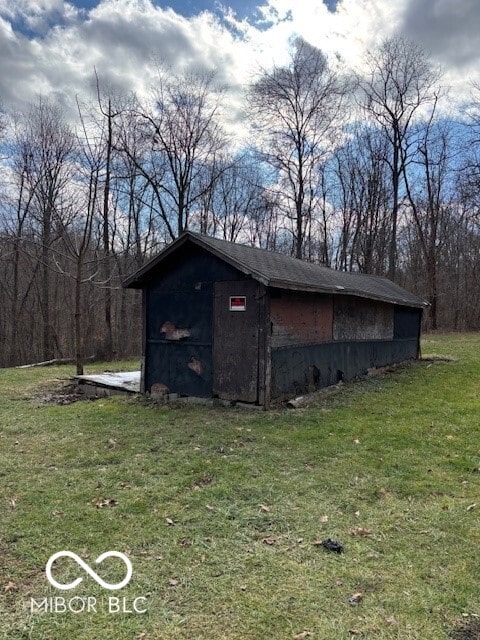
[123,232,272,288]
[123,231,428,309]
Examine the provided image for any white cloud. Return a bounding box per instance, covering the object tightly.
[0,0,478,128]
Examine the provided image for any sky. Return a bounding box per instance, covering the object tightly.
[0,0,479,128]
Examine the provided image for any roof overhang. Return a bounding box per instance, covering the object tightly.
[123,231,428,309]
[123,231,269,289]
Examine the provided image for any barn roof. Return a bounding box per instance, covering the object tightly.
[124,231,427,308]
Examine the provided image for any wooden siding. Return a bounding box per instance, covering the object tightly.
[213,280,264,403]
[271,338,419,398]
[143,245,241,396]
[333,297,394,341]
[270,292,333,348]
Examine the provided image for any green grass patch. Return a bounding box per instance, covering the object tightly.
[0,336,479,639]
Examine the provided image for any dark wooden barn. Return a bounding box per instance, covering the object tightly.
[124,231,426,407]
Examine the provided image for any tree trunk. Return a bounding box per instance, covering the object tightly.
[75,258,84,376]
[102,98,114,361]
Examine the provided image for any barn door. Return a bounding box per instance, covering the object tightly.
[213,280,260,403]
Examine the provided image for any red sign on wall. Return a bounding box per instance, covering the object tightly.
[229,296,247,311]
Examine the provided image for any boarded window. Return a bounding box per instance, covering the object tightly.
[333,297,394,341]
[270,293,333,348]
[394,307,421,338]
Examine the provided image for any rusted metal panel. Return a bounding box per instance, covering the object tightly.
[271,338,419,398]
[213,280,260,403]
[333,297,394,341]
[270,292,333,348]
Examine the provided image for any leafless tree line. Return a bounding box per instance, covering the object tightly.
[1,36,479,369]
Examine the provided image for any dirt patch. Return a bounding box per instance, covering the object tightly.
[34,383,93,405]
[449,619,480,640]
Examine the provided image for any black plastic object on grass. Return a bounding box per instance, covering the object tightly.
[321,538,344,554]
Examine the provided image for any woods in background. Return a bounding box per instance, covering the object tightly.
[1,35,479,369]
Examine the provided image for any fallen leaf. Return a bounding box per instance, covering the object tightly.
[168,578,178,587]
[320,514,329,523]
[354,439,361,445]
[92,497,117,508]
[348,592,363,606]
[261,536,277,545]
[349,527,372,537]
[467,503,477,511]
[293,632,312,640]
[135,632,147,640]
[51,510,64,517]
[348,630,362,636]
[385,616,398,626]
[166,518,175,526]
[205,504,214,511]
[259,504,271,512]
[9,498,17,508]
[3,581,19,592]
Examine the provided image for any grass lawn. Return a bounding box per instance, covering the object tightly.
[0,333,479,639]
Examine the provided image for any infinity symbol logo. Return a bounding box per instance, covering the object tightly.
[46,551,133,591]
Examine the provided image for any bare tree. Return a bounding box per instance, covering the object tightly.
[196,154,268,242]
[403,112,456,329]
[20,98,76,360]
[93,74,128,360]
[358,36,441,280]
[1,128,37,364]
[122,67,226,240]
[249,37,347,259]
[331,124,391,273]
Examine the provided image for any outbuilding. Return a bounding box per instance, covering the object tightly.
[124,231,426,407]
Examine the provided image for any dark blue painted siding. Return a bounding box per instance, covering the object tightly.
[271,338,419,398]
[144,244,242,395]
[394,307,422,339]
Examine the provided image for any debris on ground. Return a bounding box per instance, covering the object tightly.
[34,384,91,405]
[316,538,345,554]
[449,619,480,640]
[348,592,363,606]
